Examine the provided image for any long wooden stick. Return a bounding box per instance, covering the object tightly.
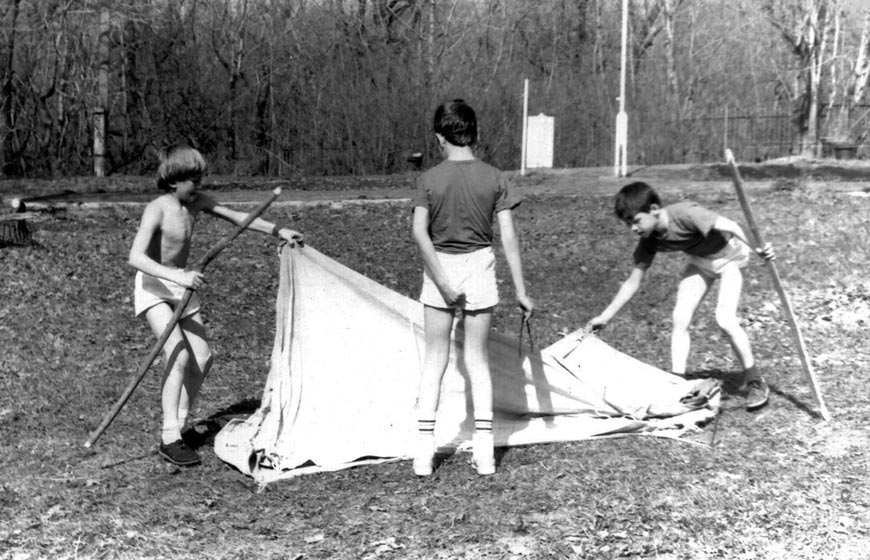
[724,150,830,421]
[84,188,283,447]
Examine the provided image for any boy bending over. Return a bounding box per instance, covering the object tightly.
[588,181,774,411]
[128,145,303,466]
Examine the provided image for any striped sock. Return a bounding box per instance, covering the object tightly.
[473,418,495,475]
[474,418,493,435]
[414,419,436,476]
[418,419,436,437]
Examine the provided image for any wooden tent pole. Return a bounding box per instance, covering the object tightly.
[84,188,283,447]
[724,150,830,421]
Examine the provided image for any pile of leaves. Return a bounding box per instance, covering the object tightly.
[1,178,869,559]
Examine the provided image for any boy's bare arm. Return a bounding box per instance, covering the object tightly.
[199,194,303,244]
[588,266,645,330]
[712,216,775,260]
[496,210,534,317]
[712,216,752,246]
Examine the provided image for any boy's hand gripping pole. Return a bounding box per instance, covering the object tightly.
[724,150,830,421]
[84,188,283,448]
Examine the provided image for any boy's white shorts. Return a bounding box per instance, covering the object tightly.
[134,271,202,318]
[686,237,750,278]
[419,247,499,311]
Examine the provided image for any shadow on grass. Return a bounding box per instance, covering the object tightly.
[209,398,262,420]
[688,368,824,419]
[683,368,741,390]
[175,398,263,450]
[767,382,827,420]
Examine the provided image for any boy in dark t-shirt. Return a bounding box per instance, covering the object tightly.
[411,99,534,476]
[587,182,775,411]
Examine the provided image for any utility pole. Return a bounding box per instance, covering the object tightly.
[521,78,529,176]
[614,0,628,178]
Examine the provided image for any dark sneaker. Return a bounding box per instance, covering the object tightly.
[745,380,770,411]
[159,439,201,466]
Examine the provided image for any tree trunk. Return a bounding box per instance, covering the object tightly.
[1,0,22,176]
[94,9,110,177]
[763,0,838,157]
[848,7,870,128]
[0,200,32,247]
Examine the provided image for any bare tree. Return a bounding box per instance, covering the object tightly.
[1,0,22,175]
[763,0,839,156]
[844,7,870,143]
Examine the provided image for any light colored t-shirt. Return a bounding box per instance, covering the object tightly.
[633,201,729,268]
[413,159,519,254]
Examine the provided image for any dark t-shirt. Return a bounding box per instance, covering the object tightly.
[633,201,729,268]
[413,159,520,254]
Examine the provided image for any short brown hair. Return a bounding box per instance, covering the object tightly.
[156,145,207,190]
[614,182,661,222]
[433,99,477,147]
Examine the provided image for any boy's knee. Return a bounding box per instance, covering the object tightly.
[671,310,692,330]
[165,342,190,368]
[715,311,741,332]
[198,351,214,375]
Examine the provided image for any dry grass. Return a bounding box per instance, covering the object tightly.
[2,173,870,559]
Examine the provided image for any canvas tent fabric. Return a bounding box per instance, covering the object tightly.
[214,245,720,484]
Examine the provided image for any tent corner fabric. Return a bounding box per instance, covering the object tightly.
[215,245,720,484]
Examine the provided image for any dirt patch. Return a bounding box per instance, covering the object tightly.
[2,170,870,559]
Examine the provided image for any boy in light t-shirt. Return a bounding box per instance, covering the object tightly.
[587,181,775,411]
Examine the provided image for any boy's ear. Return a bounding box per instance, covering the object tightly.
[649,203,661,213]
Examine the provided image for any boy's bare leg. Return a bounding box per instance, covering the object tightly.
[417,305,455,416]
[717,265,768,409]
[414,305,454,475]
[463,308,495,475]
[145,304,191,445]
[176,312,213,431]
[671,267,713,375]
[462,309,493,420]
[715,265,754,369]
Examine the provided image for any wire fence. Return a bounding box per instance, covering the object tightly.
[568,103,870,168]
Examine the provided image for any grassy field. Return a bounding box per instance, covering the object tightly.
[2,170,870,559]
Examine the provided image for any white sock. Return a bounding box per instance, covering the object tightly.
[473,419,494,454]
[161,423,182,445]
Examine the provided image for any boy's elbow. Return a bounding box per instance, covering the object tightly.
[128,251,144,270]
[499,229,518,248]
[411,226,428,247]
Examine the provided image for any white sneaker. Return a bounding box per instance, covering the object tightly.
[413,436,435,476]
[472,433,495,476]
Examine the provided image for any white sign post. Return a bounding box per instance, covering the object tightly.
[614,110,627,178]
[526,113,554,169]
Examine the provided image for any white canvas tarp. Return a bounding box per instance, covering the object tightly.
[214,245,720,483]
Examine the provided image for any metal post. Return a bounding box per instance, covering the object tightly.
[614,0,628,177]
[521,78,529,176]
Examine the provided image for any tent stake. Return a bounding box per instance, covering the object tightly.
[84,188,283,448]
[723,150,830,421]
